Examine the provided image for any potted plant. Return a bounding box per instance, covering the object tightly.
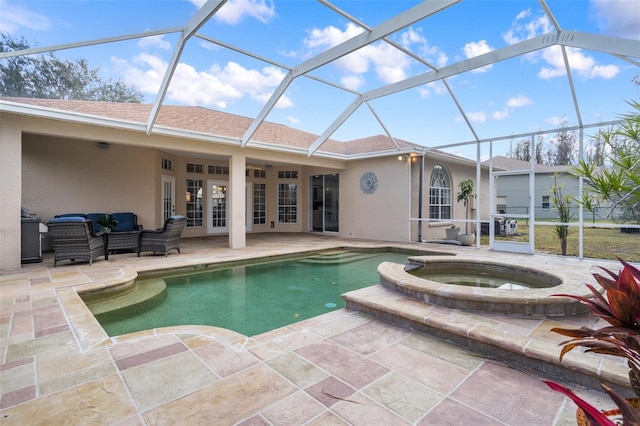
[545,258,640,425]
[456,178,476,246]
[445,225,460,240]
[97,214,118,233]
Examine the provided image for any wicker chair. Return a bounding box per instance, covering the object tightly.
[47,217,106,267]
[138,215,186,257]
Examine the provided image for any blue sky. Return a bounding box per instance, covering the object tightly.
[2,0,639,159]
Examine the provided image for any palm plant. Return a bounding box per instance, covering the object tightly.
[550,173,574,256]
[572,99,640,225]
[456,178,476,234]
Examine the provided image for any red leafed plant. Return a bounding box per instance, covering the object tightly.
[546,258,640,425]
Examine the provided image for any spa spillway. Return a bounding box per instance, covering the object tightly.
[377,257,591,316]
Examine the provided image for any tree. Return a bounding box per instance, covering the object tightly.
[587,131,606,166]
[0,33,143,102]
[553,120,577,165]
[511,138,531,162]
[550,173,574,256]
[535,135,545,165]
[456,178,476,234]
[572,100,640,224]
[508,137,546,164]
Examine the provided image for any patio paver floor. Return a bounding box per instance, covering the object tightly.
[0,234,628,425]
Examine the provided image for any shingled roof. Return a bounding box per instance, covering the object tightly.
[487,155,573,173]
[4,97,425,157]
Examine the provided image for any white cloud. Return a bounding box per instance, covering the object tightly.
[0,0,51,33]
[137,35,172,51]
[462,40,494,73]
[278,49,298,59]
[435,52,449,68]
[112,54,291,109]
[463,40,493,58]
[286,116,300,125]
[112,53,167,94]
[515,9,531,21]
[403,27,449,67]
[199,40,221,51]
[546,116,565,126]
[304,23,364,52]
[418,81,447,98]
[506,95,533,108]
[303,24,446,89]
[467,111,488,123]
[503,10,553,45]
[538,45,619,80]
[492,109,510,120]
[188,0,275,25]
[590,0,640,38]
[463,95,532,123]
[341,75,365,91]
[505,10,620,81]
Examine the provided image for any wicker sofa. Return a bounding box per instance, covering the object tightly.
[138,216,186,257]
[55,212,142,254]
[47,217,106,266]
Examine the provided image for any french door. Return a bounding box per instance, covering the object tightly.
[206,180,253,234]
[161,176,175,221]
[207,180,228,234]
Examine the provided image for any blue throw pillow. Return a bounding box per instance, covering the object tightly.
[111,212,135,232]
[86,213,107,232]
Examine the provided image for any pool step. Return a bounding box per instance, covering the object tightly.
[342,285,631,394]
[296,251,382,265]
[85,279,167,316]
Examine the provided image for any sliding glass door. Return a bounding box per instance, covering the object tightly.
[311,174,339,233]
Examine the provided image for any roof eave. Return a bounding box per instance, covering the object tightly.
[0,99,147,133]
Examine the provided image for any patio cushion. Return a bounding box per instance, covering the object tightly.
[55,213,87,219]
[111,212,136,232]
[49,216,87,223]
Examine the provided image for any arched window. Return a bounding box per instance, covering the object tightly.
[429,165,451,220]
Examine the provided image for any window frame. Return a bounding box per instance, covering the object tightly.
[542,195,550,210]
[185,179,203,227]
[253,182,266,225]
[428,165,452,221]
[278,183,297,224]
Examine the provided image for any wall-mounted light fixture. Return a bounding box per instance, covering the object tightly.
[397,154,410,161]
[97,142,110,150]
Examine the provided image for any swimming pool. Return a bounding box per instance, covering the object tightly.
[91,249,433,337]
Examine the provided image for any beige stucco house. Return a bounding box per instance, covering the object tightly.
[0,97,489,272]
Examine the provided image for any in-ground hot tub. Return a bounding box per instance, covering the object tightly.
[378,257,591,316]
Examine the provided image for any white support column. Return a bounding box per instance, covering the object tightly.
[0,120,23,271]
[228,155,246,249]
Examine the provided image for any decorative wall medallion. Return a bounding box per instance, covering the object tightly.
[360,171,378,194]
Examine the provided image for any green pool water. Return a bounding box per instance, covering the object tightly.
[94,249,429,337]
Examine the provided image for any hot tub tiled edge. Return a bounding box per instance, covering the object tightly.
[377,260,591,316]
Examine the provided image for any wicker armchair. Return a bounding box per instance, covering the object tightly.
[47,217,106,267]
[138,216,186,257]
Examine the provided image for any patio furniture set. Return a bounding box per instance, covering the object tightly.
[46,213,186,267]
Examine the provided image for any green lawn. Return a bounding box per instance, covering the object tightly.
[480,224,639,262]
